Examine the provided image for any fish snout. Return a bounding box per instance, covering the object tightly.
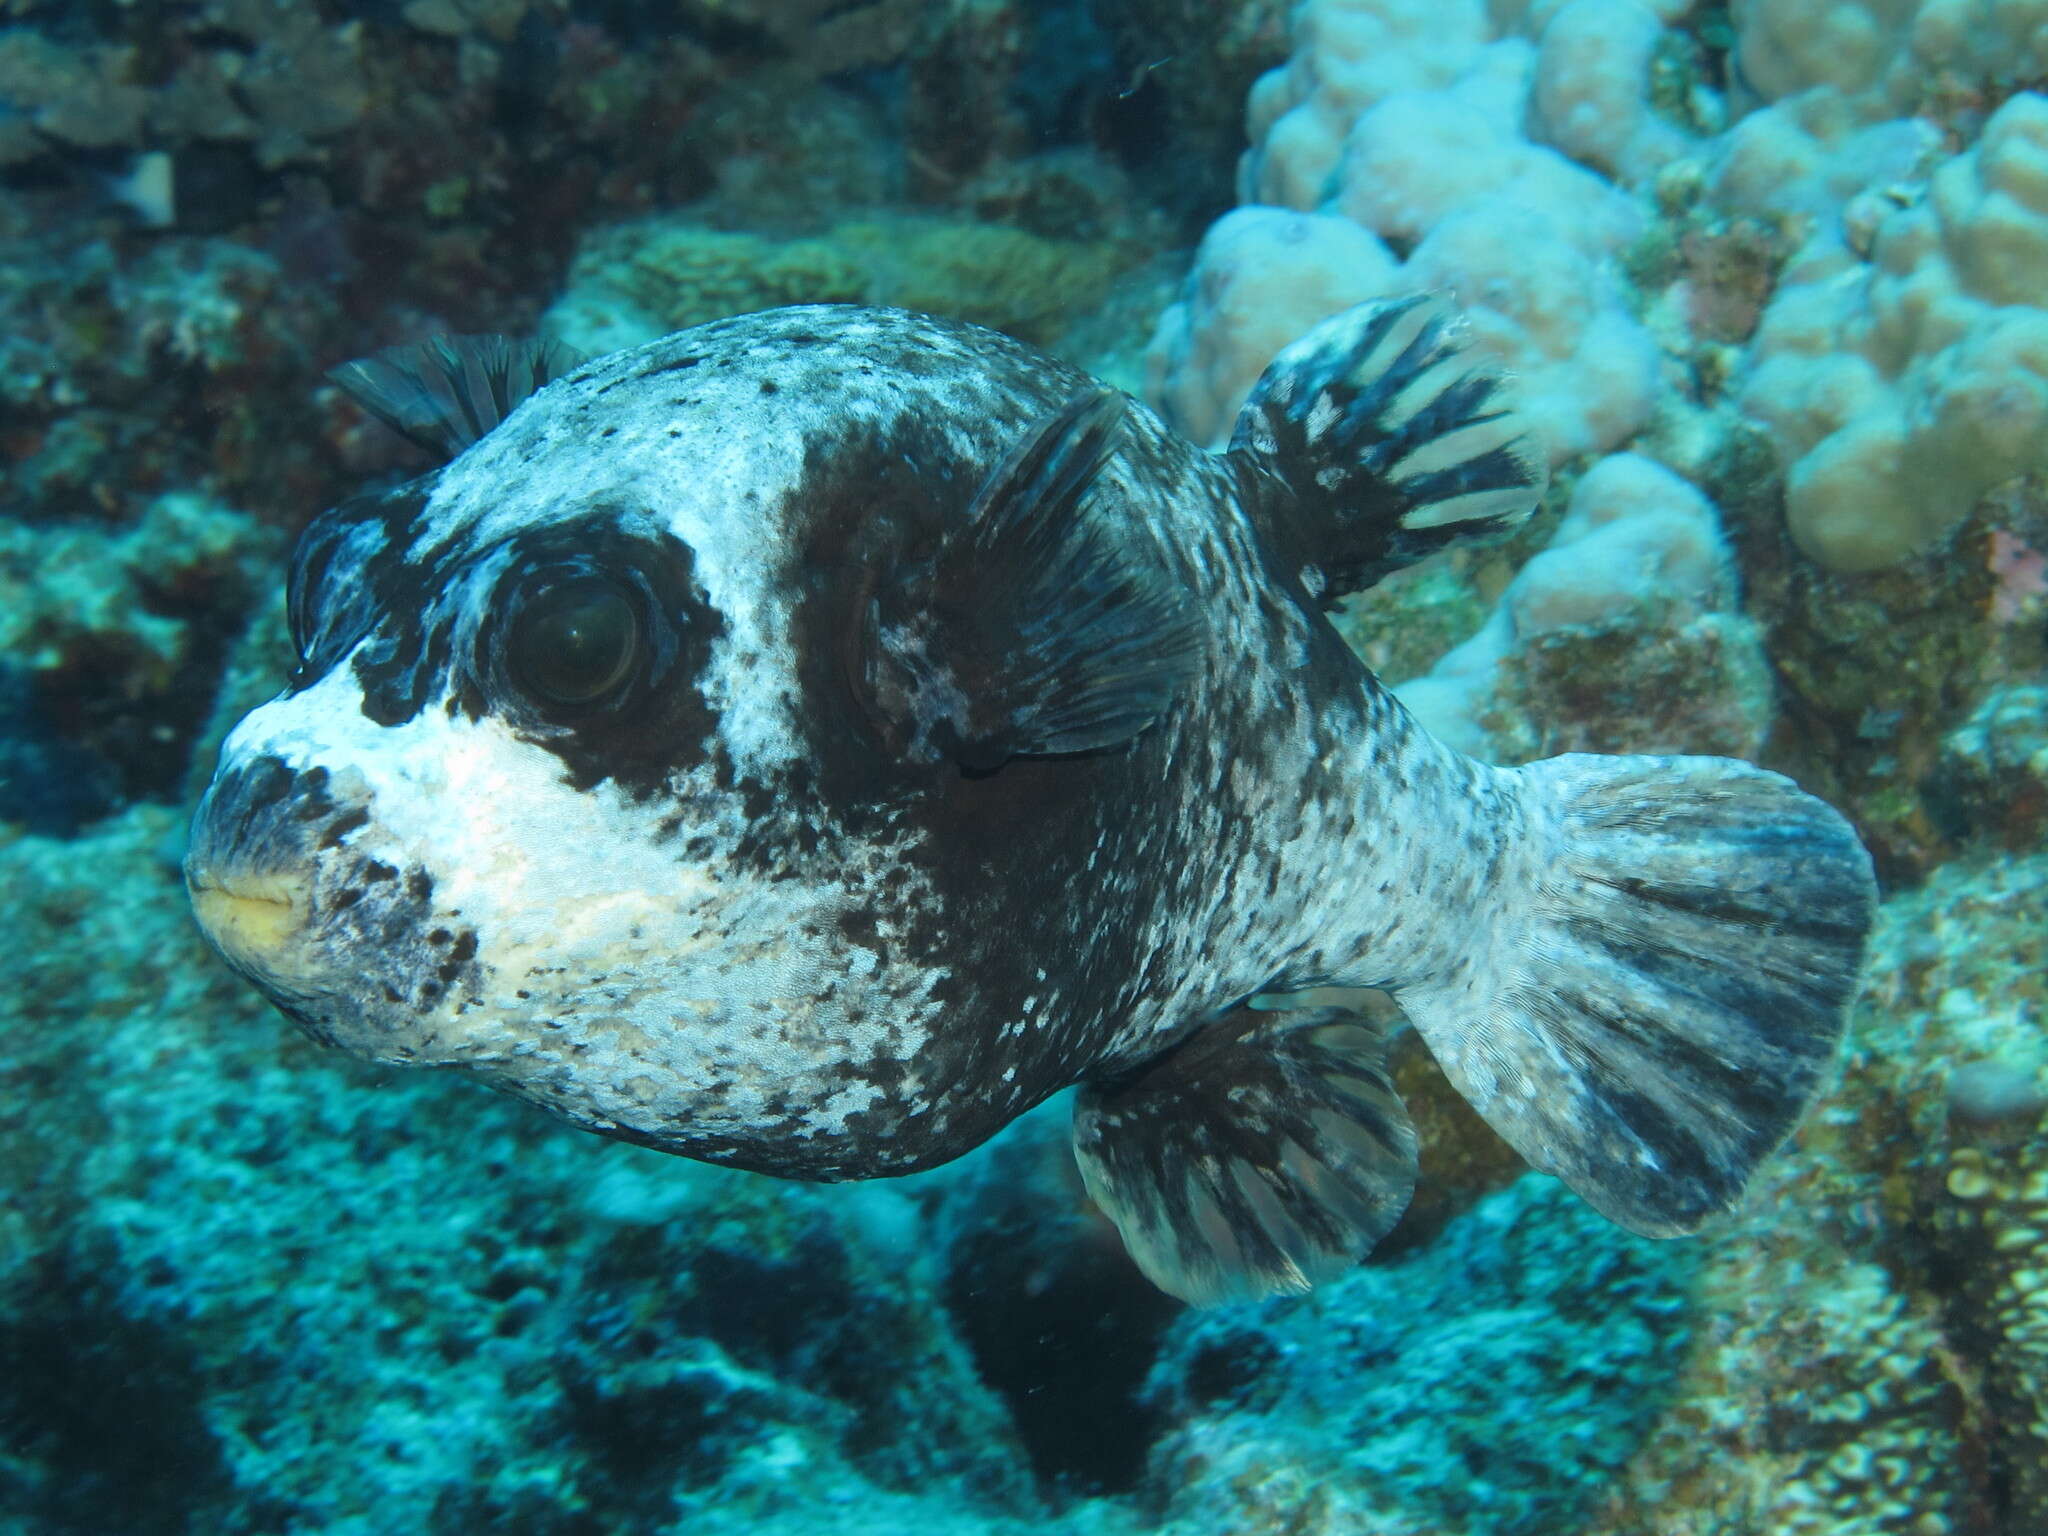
[184,749,349,984]
[185,863,311,974]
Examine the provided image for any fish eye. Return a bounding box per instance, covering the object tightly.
[507,575,641,707]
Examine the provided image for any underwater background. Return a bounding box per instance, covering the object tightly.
[2,0,2046,1532]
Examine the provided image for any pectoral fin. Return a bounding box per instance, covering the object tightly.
[862,387,1203,770]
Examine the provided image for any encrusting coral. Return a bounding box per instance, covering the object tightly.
[1389,451,1771,764]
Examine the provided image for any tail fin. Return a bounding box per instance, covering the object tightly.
[1397,755,1877,1237]
[1227,294,1547,602]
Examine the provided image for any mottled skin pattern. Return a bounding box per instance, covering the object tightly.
[189,302,1876,1275]
[187,306,1512,1181]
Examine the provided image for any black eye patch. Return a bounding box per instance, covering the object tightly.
[486,562,655,721]
[467,519,729,797]
[506,575,643,708]
[285,484,430,694]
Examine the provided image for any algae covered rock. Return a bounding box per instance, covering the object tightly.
[1709,430,2048,881]
[1362,452,1773,768]
[1586,847,2048,1534]
[0,492,279,822]
[545,211,1147,357]
[1930,682,2048,854]
[1842,851,2048,1530]
[1145,1176,1697,1536]
[1581,1172,1976,1534]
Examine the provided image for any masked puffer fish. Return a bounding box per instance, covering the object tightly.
[186,301,1878,1306]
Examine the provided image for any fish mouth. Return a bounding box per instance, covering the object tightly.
[185,866,309,972]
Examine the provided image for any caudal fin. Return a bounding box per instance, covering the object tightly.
[1398,755,1877,1237]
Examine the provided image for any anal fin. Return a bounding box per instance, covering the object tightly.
[1073,1005,1417,1307]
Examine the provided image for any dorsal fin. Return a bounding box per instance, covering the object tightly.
[861,387,1204,772]
[328,334,587,458]
[1228,294,1547,604]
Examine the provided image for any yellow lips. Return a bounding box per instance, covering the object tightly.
[186,869,307,969]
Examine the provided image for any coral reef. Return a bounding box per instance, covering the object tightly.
[1144,1175,1698,1536]
[1934,682,2048,851]
[1390,451,1771,763]
[0,491,278,814]
[1836,850,2048,1530]
[1145,0,1663,462]
[1737,93,2048,571]
[1707,436,2047,880]
[1148,0,2048,579]
[1583,1201,1975,1534]
[0,228,345,523]
[3,0,2047,1530]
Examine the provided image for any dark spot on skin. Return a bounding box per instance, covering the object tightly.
[320,806,370,848]
[362,861,397,883]
[407,870,432,903]
[449,931,477,964]
[601,426,619,438]
[328,888,364,912]
[450,678,489,722]
[758,379,778,395]
[428,928,453,945]
[720,377,1212,1174]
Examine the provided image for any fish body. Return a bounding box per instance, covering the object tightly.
[188,303,1877,1303]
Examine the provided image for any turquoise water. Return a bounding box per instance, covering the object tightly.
[3,2,2045,1532]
